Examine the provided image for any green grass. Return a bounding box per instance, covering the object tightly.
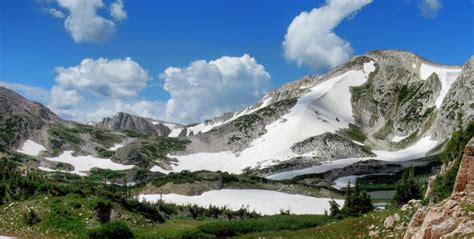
[339,124,367,142]
[351,82,372,102]
[97,149,114,158]
[240,207,415,239]
[181,215,333,237]
[131,219,208,238]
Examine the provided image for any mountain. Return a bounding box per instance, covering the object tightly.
[97,112,185,137]
[0,86,63,151]
[129,50,473,176]
[3,50,472,180]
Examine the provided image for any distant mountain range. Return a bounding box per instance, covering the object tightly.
[1,50,472,179]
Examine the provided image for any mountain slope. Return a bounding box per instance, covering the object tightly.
[0,86,63,151]
[97,112,184,137]
[145,50,472,176]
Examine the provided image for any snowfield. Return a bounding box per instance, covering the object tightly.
[17,140,46,156]
[185,96,274,136]
[268,135,438,180]
[43,151,135,176]
[138,189,344,215]
[419,63,462,108]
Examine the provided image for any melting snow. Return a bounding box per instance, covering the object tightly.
[186,96,274,136]
[268,135,438,180]
[138,189,344,215]
[419,63,462,108]
[17,140,46,156]
[109,143,124,151]
[44,151,135,176]
[391,135,409,143]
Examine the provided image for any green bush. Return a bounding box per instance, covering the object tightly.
[23,208,40,226]
[94,199,113,223]
[42,204,84,233]
[88,221,134,239]
[196,215,332,237]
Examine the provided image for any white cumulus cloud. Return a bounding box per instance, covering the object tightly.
[160,54,271,123]
[51,0,127,43]
[283,0,372,72]
[54,57,149,98]
[419,0,442,18]
[47,8,65,18]
[110,0,127,21]
[47,57,157,122]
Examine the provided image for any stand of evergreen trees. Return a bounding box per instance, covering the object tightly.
[330,180,373,219]
[393,166,422,205]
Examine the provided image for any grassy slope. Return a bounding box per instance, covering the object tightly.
[239,207,416,239]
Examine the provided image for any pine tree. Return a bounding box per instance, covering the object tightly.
[329,199,341,218]
[393,167,422,205]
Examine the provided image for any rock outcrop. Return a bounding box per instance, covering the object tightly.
[404,138,474,239]
[97,112,183,136]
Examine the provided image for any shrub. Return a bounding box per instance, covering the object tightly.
[43,204,84,233]
[197,215,331,237]
[23,208,40,226]
[94,199,112,223]
[88,221,134,239]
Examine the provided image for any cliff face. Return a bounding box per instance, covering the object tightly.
[404,138,474,239]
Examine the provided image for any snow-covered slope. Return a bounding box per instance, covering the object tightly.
[150,51,472,178]
[419,63,462,108]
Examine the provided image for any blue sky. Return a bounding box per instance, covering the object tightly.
[0,0,473,123]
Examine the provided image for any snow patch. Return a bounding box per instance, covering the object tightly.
[17,140,46,156]
[138,189,344,215]
[391,135,409,143]
[186,96,274,136]
[45,151,134,176]
[268,135,438,180]
[168,128,184,137]
[419,63,462,108]
[109,143,124,151]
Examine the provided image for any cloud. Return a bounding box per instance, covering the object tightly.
[53,98,165,123]
[46,0,127,43]
[50,86,80,109]
[0,81,51,103]
[54,57,149,98]
[47,8,65,18]
[283,0,372,72]
[419,0,442,18]
[47,57,157,122]
[160,54,271,123]
[110,0,127,21]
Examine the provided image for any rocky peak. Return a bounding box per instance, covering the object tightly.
[97,112,182,136]
[0,86,61,122]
